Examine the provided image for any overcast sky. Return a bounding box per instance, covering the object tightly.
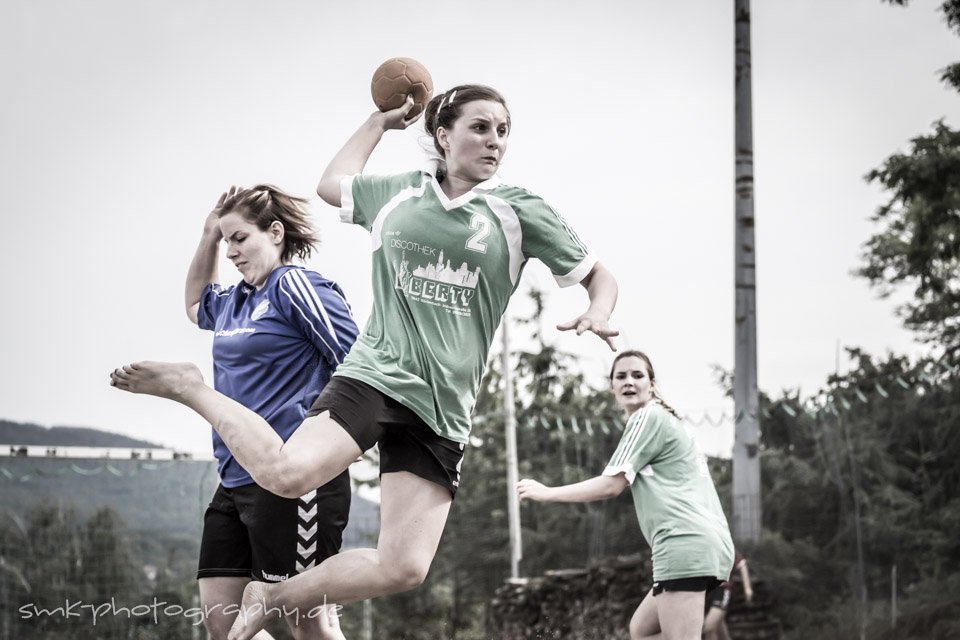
[1,0,957,458]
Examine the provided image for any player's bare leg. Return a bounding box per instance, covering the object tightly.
[629,589,661,639]
[227,472,451,640]
[110,362,362,499]
[198,577,277,640]
[702,606,725,640]
[293,603,346,640]
[283,598,345,640]
[629,589,705,640]
[655,591,706,639]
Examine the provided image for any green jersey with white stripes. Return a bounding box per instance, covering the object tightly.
[334,167,596,444]
[603,402,734,582]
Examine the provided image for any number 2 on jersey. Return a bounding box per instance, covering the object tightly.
[466,214,491,254]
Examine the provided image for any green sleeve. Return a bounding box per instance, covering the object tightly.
[341,171,422,231]
[511,188,596,287]
[603,404,671,483]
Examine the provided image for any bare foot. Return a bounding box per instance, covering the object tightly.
[228,581,277,640]
[109,361,205,402]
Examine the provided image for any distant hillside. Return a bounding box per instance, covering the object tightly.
[0,419,162,448]
[0,455,379,560]
[0,418,380,563]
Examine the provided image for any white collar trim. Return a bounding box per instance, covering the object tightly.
[422,160,502,211]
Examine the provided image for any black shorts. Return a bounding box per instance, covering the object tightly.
[307,375,466,497]
[705,585,732,612]
[197,472,350,583]
[652,576,722,596]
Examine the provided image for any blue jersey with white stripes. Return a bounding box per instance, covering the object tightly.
[197,265,359,487]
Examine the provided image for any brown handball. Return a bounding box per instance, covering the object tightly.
[370,57,433,119]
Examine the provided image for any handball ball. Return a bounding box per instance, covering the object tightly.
[370,57,433,118]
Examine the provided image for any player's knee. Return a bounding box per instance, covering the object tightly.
[253,467,294,498]
[255,460,312,499]
[384,554,432,592]
[202,615,233,640]
[629,618,656,640]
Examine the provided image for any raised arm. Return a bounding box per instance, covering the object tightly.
[740,558,754,603]
[556,261,620,351]
[316,97,419,207]
[516,474,628,504]
[184,188,234,324]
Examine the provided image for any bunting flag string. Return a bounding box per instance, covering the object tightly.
[8,359,948,469]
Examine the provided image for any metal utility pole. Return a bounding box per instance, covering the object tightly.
[733,0,762,543]
[502,317,522,577]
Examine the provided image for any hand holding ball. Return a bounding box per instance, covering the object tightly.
[371,57,433,119]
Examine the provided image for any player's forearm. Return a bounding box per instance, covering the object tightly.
[740,563,753,590]
[582,262,618,319]
[542,475,627,503]
[317,112,389,206]
[184,230,220,319]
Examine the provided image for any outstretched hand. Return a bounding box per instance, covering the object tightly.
[516,479,550,502]
[379,95,422,130]
[557,312,619,351]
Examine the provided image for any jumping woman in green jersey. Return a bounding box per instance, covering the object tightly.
[517,351,734,640]
[110,84,619,640]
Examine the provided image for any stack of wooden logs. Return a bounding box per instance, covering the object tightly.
[490,554,651,640]
[726,574,783,640]
[490,553,782,640]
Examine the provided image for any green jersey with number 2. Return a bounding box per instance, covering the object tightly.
[335,166,596,444]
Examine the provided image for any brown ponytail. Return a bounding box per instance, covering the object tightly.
[220,184,317,263]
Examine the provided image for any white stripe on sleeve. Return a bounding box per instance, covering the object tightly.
[279,273,342,364]
[555,253,598,288]
[485,195,525,286]
[288,270,339,345]
[339,175,356,224]
[608,407,651,470]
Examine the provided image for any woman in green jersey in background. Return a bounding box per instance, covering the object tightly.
[111,84,619,640]
[517,350,734,640]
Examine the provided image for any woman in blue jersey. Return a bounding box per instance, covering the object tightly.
[184,185,359,640]
[517,351,734,640]
[111,85,618,640]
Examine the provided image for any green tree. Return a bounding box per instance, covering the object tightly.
[857,123,960,352]
[6,504,199,640]
[749,351,960,637]
[862,1,960,352]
